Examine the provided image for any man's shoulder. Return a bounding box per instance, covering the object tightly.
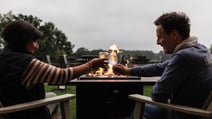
[175,44,208,56]
[173,44,212,66]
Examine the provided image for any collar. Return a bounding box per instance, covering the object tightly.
[173,36,198,53]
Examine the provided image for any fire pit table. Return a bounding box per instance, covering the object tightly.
[68,75,159,119]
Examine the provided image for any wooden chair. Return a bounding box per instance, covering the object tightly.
[128,92,212,119]
[0,94,76,119]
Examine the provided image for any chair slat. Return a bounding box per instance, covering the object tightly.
[0,94,75,119]
[129,93,212,118]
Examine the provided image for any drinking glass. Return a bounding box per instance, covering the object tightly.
[108,52,118,65]
[99,52,108,59]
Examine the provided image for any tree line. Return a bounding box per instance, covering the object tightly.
[0,11,74,61]
[0,12,211,64]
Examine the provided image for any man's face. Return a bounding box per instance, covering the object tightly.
[156,25,177,54]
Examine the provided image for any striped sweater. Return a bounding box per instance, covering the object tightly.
[22,59,73,88]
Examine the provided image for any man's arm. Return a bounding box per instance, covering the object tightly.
[130,60,169,77]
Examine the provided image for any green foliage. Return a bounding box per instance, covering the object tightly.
[38,22,74,60]
[143,86,153,96]
[0,11,74,60]
[45,85,76,119]
[73,47,90,57]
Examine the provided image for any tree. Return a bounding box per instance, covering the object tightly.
[0,11,15,47]
[74,47,90,57]
[38,22,74,60]
[0,11,74,61]
[89,49,106,55]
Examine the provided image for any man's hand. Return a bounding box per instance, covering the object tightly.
[112,64,131,75]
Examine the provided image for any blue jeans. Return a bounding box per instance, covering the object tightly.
[124,104,179,119]
[145,104,171,119]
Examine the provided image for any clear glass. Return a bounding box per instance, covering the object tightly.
[108,52,118,65]
[99,52,108,59]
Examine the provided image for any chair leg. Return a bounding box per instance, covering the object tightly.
[134,102,145,119]
[60,100,71,119]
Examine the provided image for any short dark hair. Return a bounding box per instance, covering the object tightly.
[2,20,43,51]
[154,12,190,40]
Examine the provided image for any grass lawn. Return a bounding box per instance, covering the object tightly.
[45,84,153,119]
[45,85,77,119]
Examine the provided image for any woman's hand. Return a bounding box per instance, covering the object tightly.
[89,58,108,69]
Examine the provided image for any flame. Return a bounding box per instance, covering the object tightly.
[104,64,114,76]
[109,44,119,53]
[89,44,124,77]
[125,59,129,67]
[103,44,119,76]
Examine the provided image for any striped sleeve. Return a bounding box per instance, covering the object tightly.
[22,59,73,88]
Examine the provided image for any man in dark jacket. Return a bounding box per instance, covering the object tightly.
[113,12,212,119]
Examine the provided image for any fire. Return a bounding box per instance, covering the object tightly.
[108,44,119,53]
[88,44,125,77]
[104,64,114,76]
[104,44,119,76]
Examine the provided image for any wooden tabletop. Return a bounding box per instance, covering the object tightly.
[68,76,160,85]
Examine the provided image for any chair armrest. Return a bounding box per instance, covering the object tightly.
[0,94,76,119]
[129,94,212,117]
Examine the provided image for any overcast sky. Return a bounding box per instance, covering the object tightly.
[1,0,212,53]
